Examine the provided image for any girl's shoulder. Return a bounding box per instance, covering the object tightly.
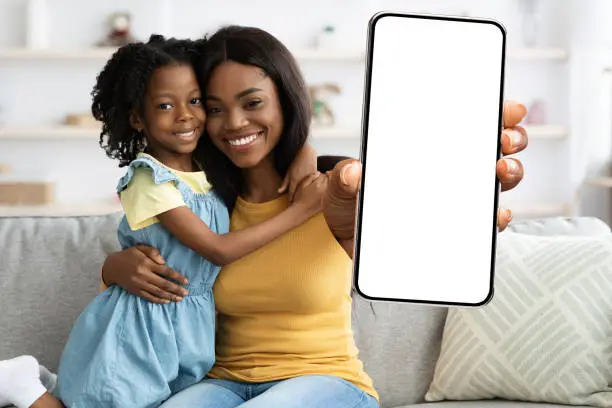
[116,153,179,194]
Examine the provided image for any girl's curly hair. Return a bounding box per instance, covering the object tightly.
[91,34,201,167]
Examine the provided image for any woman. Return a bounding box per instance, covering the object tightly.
[101,26,528,408]
[2,26,527,408]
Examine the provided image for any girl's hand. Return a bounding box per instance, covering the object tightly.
[278,144,318,203]
[291,171,328,217]
[102,245,189,304]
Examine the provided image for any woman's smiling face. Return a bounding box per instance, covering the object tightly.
[204,61,284,169]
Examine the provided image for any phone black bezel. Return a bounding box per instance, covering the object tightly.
[353,11,507,308]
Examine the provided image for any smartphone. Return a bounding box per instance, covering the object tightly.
[353,12,506,307]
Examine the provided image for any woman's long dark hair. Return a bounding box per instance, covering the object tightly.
[194,26,312,211]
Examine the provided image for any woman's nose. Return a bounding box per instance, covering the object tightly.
[224,109,248,130]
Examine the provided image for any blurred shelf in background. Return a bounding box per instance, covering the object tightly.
[0,125,361,140]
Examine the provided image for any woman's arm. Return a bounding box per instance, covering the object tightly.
[101,245,189,303]
[157,172,328,266]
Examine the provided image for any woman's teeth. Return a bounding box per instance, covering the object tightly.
[228,133,259,146]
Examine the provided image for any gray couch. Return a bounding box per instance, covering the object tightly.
[1,213,609,408]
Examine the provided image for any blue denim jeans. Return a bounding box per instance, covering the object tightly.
[158,375,380,408]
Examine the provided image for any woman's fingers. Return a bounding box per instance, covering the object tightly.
[497,207,512,231]
[138,289,171,305]
[501,126,528,156]
[496,158,524,192]
[143,280,184,303]
[147,269,188,299]
[150,262,188,285]
[134,244,166,265]
[502,100,527,128]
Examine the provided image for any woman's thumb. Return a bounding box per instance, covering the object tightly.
[339,161,362,193]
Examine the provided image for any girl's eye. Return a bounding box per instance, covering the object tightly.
[158,103,172,110]
[246,100,263,109]
[191,98,202,105]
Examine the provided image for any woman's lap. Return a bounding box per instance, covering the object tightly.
[158,380,244,408]
[159,375,379,408]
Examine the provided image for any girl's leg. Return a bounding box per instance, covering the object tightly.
[0,356,62,408]
[159,379,246,408]
[241,375,379,408]
[30,393,64,408]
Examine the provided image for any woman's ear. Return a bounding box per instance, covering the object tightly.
[129,111,144,132]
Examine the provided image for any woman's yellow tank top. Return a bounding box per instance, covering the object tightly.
[207,195,378,400]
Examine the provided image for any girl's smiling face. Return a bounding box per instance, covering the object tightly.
[130,64,206,167]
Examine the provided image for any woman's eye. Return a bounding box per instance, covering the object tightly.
[246,100,263,109]
[158,103,172,110]
[191,98,202,105]
[206,106,221,114]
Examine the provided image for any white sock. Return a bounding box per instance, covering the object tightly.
[39,365,57,394]
[0,356,48,408]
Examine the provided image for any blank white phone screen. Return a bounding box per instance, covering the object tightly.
[354,13,505,306]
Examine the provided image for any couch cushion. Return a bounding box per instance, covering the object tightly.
[0,213,123,371]
[425,232,612,407]
[353,217,612,408]
[0,214,609,408]
[399,401,590,407]
[352,296,448,408]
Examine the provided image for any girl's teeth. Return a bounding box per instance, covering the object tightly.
[229,134,258,146]
[175,130,195,137]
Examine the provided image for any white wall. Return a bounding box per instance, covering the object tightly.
[1,0,610,223]
[0,0,375,206]
[565,0,612,223]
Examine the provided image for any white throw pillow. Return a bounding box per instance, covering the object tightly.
[425,232,612,407]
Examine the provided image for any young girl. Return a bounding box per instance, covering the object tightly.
[0,34,323,408]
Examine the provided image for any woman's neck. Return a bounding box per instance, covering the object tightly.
[242,157,283,203]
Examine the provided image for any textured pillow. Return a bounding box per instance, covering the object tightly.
[425,232,612,407]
